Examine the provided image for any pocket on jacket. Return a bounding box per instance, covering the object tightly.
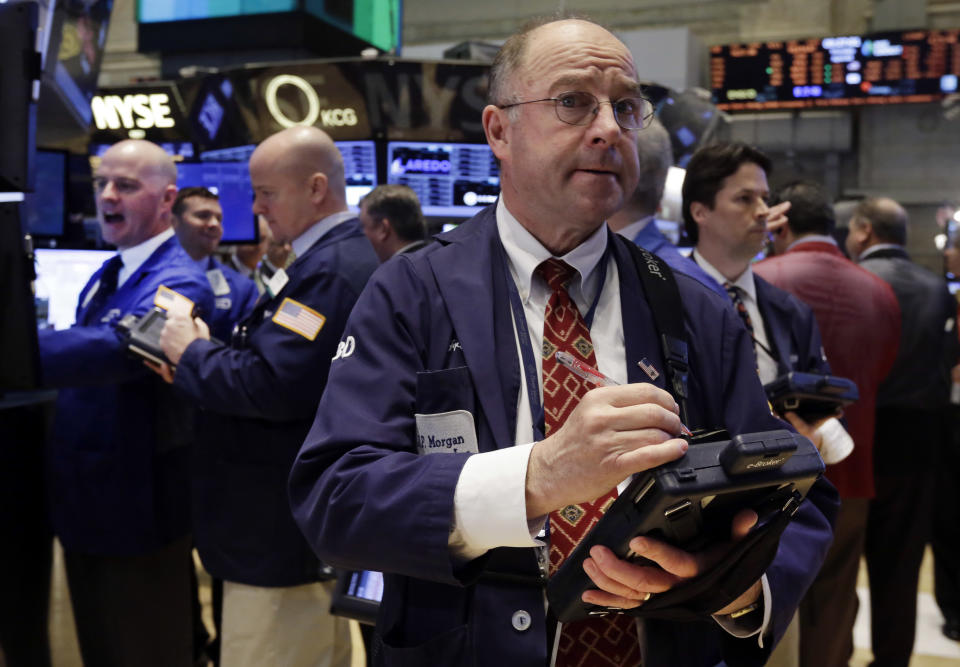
[374,624,471,667]
[415,367,479,455]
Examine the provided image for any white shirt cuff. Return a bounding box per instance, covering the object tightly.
[712,574,772,647]
[448,443,546,562]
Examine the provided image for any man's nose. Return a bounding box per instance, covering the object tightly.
[588,101,622,144]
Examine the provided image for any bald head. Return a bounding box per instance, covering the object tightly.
[105,139,178,184]
[846,196,908,259]
[249,127,348,243]
[93,139,179,249]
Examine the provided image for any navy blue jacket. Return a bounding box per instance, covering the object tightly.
[753,275,831,377]
[173,218,378,586]
[198,255,259,342]
[39,234,216,556]
[289,207,838,667]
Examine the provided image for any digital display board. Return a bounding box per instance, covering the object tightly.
[712,29,960,111]
[386,142,499,218]
[337,140,377,209]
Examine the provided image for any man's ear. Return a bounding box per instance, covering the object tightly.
[376,217,393,242]
[309,172,329,203]
[689,200,710,227]
[482,105,510,163]
[159,184,178,213]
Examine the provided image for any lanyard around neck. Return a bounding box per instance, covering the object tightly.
[497,240,610,443]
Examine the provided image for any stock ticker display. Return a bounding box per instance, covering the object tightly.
[711,29,960,111]
[386,142,500,218]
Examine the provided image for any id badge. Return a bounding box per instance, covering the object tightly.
[414,410,479,455]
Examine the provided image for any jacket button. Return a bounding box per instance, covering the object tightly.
[512,609,532,632]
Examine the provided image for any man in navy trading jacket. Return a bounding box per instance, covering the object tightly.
[682,142,842,665]
[37,139,215,666]
[170,186,258,341]
[289,17,836,667]
[158,126,379,667]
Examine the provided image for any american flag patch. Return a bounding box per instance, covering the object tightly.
[271,297,325,340]
[154,285,195,316]
[638,357,660,381]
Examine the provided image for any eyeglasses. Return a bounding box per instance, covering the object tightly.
[497,91,655,131]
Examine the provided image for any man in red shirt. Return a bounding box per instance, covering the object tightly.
[755,181,901,667]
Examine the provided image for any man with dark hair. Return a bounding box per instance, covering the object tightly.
[847,196,958,666]
[290,18,835,667]
[158,126,379,667]
[684,144,840,665]
[607,119,723,296]
[37,139,215,666]
[754,181,901,667]
[358,184,428,262]
[171,186,258,341]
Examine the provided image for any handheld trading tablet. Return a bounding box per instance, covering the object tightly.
[117,307,172,366]
[764,372,859,421]
[546,429,824,623]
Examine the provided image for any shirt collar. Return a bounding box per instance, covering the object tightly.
[787,234,837,251]
[495,197,608,305]
[118,227,175,285]
[291,210,354,259]
[613,215,654,242]
[859,243,904,260]
[692,248,758,302]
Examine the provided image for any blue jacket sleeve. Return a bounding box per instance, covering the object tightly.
[38,268,216,388]
[174,266,362,422]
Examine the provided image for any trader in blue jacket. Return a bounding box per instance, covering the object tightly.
[37,139,215,667]
[158,126,379,667]
[289,18,837,667]
[170,186,258,342]
[682,141,841,665]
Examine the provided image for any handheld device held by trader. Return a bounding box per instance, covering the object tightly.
[546,428,824,623]
[116,285,208,367]
[764,371,859,421]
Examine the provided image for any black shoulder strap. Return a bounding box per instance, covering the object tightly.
[617,236,690,424]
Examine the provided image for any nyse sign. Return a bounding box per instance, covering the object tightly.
[91,93,178,131]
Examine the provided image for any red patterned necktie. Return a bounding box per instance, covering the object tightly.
[537,258,641,667]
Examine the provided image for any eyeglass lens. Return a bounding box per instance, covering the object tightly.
[555,92,653,129]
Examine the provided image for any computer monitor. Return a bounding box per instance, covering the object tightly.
[386,141,500,218]
[175,161,257,244]
[34,248,115,330]
[338,140,377,210]
[22,150,67,238]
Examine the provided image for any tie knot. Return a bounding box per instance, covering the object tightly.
[536,258,577,292]
[723,281,741,299]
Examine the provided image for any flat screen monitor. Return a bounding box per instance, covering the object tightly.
[176,161,257,244]
[338,140,377,210]
[386,141,500,218]
[22,150,67,238]
[34,248,115,330]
